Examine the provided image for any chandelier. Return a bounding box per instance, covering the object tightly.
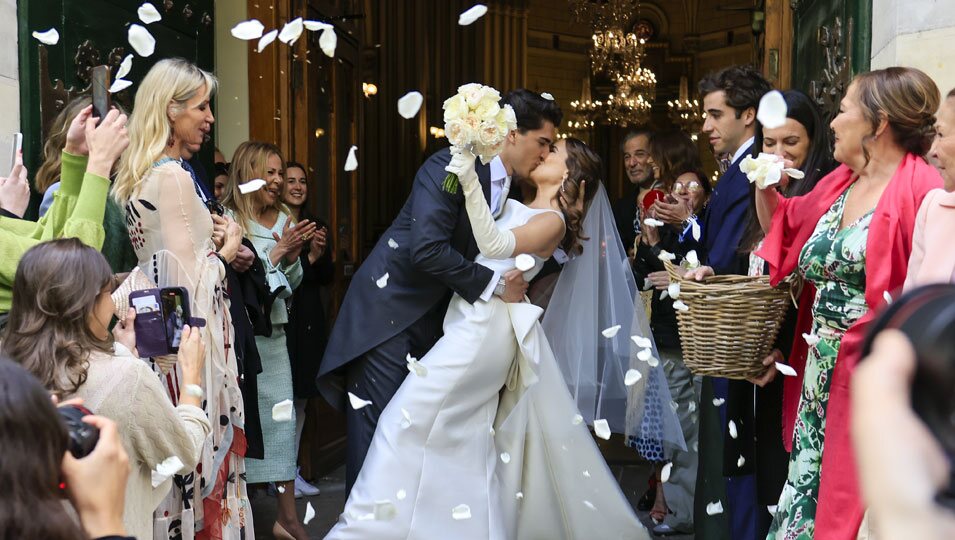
[569,76,602,134]
[667,76,705,136]
[604,84,652,127]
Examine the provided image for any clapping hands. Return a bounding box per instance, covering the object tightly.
[271,218,318,266]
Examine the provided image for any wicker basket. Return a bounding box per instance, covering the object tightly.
[664,261,797,380]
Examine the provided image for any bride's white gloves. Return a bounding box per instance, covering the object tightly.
[446,147,516,259]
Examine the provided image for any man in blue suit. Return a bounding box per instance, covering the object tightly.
[318,90,562,492]
[690,65,772,540]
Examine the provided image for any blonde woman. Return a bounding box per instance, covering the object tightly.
[112,58,251,539]
[221,141,316,540]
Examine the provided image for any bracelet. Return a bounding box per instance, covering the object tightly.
[184,384,204,399]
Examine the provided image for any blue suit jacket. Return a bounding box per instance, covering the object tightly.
[703,145,754,275]
[318,148,494,382]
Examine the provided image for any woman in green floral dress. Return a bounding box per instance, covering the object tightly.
[768,189,872,538]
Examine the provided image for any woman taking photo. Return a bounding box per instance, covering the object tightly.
[111,58,250,539]
[2,239,211,540]
[222,142,316,539]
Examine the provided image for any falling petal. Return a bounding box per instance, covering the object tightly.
[304,501,316,524]
[738,455,746,468]
[688,401,697,413]
[231,19,265,40]
[376,273,389,288]
[541,92,554,100]
[348,392,373,410]
[516,492,524,500]
[489,426,495,436]
[278,17,304,44]
[257,29,278,53]
[693,441,699,452]
[406,353,428,377]
[706,500,724,515]
[593,418,611,440]
[239,178,266,194]
[757,90,788,129]
[657,250,676,262]
[775,362,797,377]
[667,282,681,300]
[670,401,679,413]
[660,290,669,300]
[685,250,700,268]
[690,218,701,241]
[388,238,399,249]
[637,348,652,361]
[728,420,738,439]
[644,218,665,227]
[452,504,472,520]
[400,408,412,429]
[458,4,488,25]
[128,24,156,57]
[344,145,358,171]
[802,332,820,346]
[767,505,778,514]
[713,398,725,407]
[109,79,133,93]
[673,300,690,312]
[582,470,591,478]
[319,27,337,57]
[32,28,60,45]
[883,290,893,304]
[397,489,407,500]
[374,500,397,521]
[631,335,652,349]
[138,2,162,24]
[515,253,536,272]
[116,54,133,79]
[272,399,294,421]
[624,369,642,386]
[583,500,596,511]
[304,20,332,31]
[643,278,653,291]
[782,167,806,179]
[151,455,185,487]
[572,414,584,425]
[647,356,660,367]
[500,452,511,464]
[397,91,424,119]
[661,462,673,483]
[601,325,621,338]
[278,485,286,493]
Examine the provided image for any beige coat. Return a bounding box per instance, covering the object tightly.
[904,188,955,290]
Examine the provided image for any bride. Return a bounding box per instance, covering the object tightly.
[325,138,657,540]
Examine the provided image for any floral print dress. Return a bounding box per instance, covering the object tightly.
[768,188,872,539]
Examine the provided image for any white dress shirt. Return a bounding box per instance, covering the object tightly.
[732,136,756,166]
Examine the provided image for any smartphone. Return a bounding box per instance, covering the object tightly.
[160,287,191,352]
[9,132,21,171]
[90,65,111,119]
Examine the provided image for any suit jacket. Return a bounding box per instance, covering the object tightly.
[703,145,753,274]
[318,148,494,399]
[612,184,640,252]
[904,187,955,289]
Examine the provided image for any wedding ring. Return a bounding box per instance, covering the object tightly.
[301,232,313,241]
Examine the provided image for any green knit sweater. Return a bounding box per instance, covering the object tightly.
[0,152,109,312]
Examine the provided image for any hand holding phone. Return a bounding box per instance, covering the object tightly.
[90,65,111,120]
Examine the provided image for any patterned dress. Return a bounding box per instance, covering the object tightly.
[768,188,872,539]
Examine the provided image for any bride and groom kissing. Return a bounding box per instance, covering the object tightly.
[317,88,653,539]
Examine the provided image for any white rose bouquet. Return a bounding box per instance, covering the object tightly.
[441,83,517,194]
[739,152,806,190]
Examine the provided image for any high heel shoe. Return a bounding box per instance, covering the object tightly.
[272,522,295,540]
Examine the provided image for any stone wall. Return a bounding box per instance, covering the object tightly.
[871,0,955,95]
[1,0,20,137]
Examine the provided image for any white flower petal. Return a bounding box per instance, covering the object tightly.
[637,348,652,361]
[138,2,162,24]
[582,470,591,478]
[802,332,820,346]
[661,462,673,483]
[406,353,428,377]
[397,91,424,119]
[672,300,690,312]
[458,4,488,25]
[601,325,621,338]
[713,398,725,407]
[572,413,584,425]
[319,27,337,57]
[541,92,554,100]
[685,250,700,268]
[883,290,893,304]
[347,392,373,410]
[775,362,797,377]
[657,249,676,262]
[400,408,412,429]
[304,501,316,524]
[690,217,701,241]
[151,455,185,487]
[643,278,653,291]
[767,505,778,515]
[397,489,407,500]
[376,273,389,288]
[452,504,472,520]
[643,218,665,227]
[647,356,660,367]
[515,491,524,500]
[631,335,652,349]
[624,369,642,386]
[239,178,266,194]
[257,29,278,53]
[706,500,724,515]
[272,399,294,421]
[728,420,738,439]
[757,90,788,129]
[782,167,806,179]
[670,401,679,413]
[128,24,156,57]
[116,54,134,80]
[667,282,681,300]
[688,401,697,413]
[278,485,286,493]
[693,441,699,452]
[738,455,746,468]
[515,253,536,272]
[231,19,265,40]
[593,418,611,440]
[304,20,332,31]
[32,28,60,45]
[500,452,511,464]
[109,79,133,93]
[374,500,397,521]
[583,500,596,511]
[660,290,669,300]
[278,17,304,44]
[388,238,399,249]
[344,145,358,171]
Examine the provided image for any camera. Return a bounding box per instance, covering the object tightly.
[58,404,100,459]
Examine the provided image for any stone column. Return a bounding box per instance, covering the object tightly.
[870,0,955,94]
[0,0,20,136]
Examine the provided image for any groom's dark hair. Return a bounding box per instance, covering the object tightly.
[502,89,563,133]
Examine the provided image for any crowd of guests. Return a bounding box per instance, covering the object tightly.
[613,64,955,539]
[0,52,954,540]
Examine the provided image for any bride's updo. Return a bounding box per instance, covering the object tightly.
[558,137,602,256]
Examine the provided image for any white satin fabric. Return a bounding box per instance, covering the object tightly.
[325,201,647,540]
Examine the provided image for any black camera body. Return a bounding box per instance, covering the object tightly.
[58,404,99,459]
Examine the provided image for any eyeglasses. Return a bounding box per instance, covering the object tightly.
[671,180,702,193]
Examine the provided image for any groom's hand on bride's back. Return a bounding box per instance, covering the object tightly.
[500,269,528,303]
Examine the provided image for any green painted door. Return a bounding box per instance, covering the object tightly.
[791,0,872,124]
[17,0,215,196]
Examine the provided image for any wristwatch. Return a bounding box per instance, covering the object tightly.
[494,276,507,296]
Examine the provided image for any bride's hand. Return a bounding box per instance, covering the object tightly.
[445,147,479,190]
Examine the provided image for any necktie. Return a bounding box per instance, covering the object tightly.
[493,176,511,218]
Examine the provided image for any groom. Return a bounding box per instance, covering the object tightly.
[318,89,562,491]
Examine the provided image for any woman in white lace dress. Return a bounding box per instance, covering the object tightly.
[112,58,252,540]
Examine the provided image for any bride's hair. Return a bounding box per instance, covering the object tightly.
[558,138,602,256]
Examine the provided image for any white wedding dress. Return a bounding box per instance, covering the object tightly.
[325,200,648,540]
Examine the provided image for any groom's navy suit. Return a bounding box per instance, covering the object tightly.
[318,147,495,490]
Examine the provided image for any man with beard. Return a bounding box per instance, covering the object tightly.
[613,130,657,255]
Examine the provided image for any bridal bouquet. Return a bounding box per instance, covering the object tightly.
[739,152,805,190]
[441,83,517,194]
